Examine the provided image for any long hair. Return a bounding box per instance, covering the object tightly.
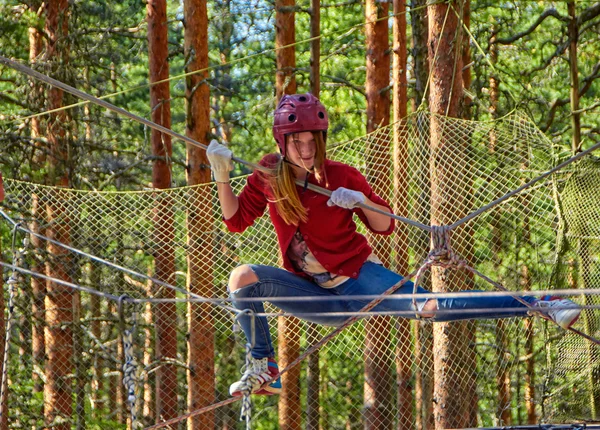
[268,131,328,226]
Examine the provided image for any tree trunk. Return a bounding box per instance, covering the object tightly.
[459,2,478,425]
[428,1,474,428]
[410,0,429,110]
[43,1,73,428]
[411,3,434,427]
[568,0,581,153]
[184,0,215,428]
[364,1,394,429]
[0,219,6,430]
[275,2,301,429]
[275,0,297,100]
[89,263,105,417]
[392,1,413,428]
[29,10,47,411]
[147,0,178,422]
[489,25,512,427]
[211,0,233,143]
[306,2,321,429]
[143,267,155,426]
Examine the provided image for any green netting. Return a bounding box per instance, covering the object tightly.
[1,110,599,429]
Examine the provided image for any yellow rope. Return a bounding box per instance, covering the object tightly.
[10,4,433,125]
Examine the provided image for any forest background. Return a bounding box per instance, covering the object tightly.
[0,0,599,429]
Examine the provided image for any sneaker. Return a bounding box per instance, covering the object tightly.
[229,357,282,397]
[533,296,581,329]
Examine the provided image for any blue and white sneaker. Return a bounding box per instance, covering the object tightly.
[229,357,282,396]
[533,295,581,329]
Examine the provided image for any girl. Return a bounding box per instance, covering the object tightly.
[207,93,580,397]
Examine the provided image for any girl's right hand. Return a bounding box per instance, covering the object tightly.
[207,140,233,183]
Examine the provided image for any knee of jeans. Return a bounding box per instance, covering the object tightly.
[228,264,259,293]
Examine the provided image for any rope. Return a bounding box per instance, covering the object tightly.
[409,226,600,345]
[0,225,25,420]
[0,56,428,233]
[411,225,466,316]
[0,209,239,314]
[449,3,519,106]
[119,296,140,429]
[11,3,434,126]
[420,1,452,107]
[448,137,600,230]
[142,270,420,429]
[239,343,254,429]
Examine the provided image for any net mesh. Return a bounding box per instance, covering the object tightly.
[1,110,599,429]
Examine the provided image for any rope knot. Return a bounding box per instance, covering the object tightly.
[411,225,467,318]
[428,226,460,267]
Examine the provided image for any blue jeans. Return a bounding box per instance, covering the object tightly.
[230,262,536,359]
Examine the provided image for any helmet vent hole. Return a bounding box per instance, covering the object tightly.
[318,111,325,119]
[299,96,307,101]
[288,114,296,122]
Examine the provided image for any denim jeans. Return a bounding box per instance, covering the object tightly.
[230,262,536,359]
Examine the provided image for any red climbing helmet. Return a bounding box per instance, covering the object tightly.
[273,93,329,157]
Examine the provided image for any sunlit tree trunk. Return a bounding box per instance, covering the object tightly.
[275,2,301,429]
[364,1,394,429]
[428,1,475,428]
[460,1,478,425]
[184,0,215,428]
[28,6,47,414]
[43,1,73,428]
[410,3,434,428]
[147,0,178,422]
[306,1,321,428]
[0,207,6,430]
[392,0,413,428]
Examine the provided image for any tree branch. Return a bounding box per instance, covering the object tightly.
[495,8,568,45]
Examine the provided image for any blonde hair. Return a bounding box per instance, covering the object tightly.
[268,131,328,226]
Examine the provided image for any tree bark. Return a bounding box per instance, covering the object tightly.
[0,212,6,430]
[147,0,178,422]
[489,25,512,427]
[410,3,434,428]
[428,1,475,428]
[410,0,429,110]
[28,8,47,412]
[307,2,321,429]
[568,0,581,153]
[392,1,413,428]
[275,2,301,429]
[43,0,73,428]
[184,0,215,428]
[364,1,394,429]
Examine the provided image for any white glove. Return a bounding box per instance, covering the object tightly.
[207,139,233,183]
[327,187,365,209]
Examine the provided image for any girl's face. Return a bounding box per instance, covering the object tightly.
[286,131,316,172]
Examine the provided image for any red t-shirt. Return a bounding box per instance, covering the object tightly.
[223,154,395,280]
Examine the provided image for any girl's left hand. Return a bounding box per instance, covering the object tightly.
[327,187,365,209]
